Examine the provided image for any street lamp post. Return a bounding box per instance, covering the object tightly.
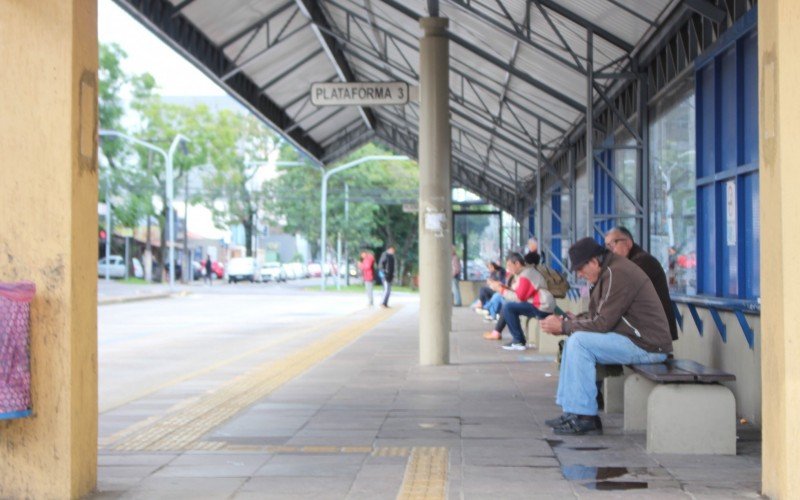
[320,155,409,290]
[99,129,190,290]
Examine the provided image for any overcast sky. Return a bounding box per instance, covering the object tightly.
[99,0,226,97]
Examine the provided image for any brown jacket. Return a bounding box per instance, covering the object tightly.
[562,252,673,354]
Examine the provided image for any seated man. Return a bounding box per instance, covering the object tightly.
[605,226,678,340]
[540,238,673,435]
[489,252,555,351]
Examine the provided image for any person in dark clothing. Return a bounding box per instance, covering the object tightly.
[524,236,542,266]
[378,246,396,307]
[204,255,213,286]
[477,261,506,307]
[605,227,678,340]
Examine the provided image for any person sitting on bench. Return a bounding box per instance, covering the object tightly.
[540,237,673,435]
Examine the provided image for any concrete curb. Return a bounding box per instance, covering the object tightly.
[98,291,188,306]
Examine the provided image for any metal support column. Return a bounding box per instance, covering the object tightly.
[418,16,451,365]
[568,148,577,245]
[536,121,544,245]
[637,70,651,249]
[585,31,594,238]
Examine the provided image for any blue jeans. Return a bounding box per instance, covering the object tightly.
[503,301,551,344]
[485,292,504,317]
[556,332,668,416]
[452,277,462,306]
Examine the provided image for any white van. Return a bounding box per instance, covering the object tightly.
[226,257,257,283]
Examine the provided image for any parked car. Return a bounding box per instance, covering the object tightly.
[226,257,257,283]
[307,262,322,277]
[98,256,143,279]
[260,262,287,283]
[285,262,309,279]
[192,259,224,280]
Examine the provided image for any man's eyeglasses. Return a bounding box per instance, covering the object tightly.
[605,238,627,249]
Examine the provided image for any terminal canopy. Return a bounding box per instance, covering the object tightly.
[114,0,723,212]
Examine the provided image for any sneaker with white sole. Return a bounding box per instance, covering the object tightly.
[501,342,527,351]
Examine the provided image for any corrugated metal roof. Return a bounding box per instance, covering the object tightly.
[116,0,679,211]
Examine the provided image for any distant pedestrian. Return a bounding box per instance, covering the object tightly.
[358,250,376,306]
[451,247,462,307]
[204,255,213,286]
[378,246,396,307]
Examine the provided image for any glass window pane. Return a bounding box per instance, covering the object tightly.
[649,77,697,295]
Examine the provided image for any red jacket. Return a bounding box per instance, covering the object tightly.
[359,254,375,281]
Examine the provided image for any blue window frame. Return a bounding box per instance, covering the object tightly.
[695,10,759,300]
[551,187,562,272]
[594,147,615,240]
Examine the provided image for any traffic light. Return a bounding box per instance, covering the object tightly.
[99,229,107,240]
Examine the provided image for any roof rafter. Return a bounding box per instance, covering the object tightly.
[294,0,378,130]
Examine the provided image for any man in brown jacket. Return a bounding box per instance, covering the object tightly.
[540,237,673,435]
[605,226,678,340]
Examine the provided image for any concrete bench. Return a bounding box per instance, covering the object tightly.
[622,359,737,454]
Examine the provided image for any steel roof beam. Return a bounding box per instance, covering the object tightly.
[446,0,584,74]
[170,0,197,17]
[220,2,296,50]
[682,0,727,24]
[379,0,585,112]
[112,0,324,160]
[295,0,377,130]
[318,2,572,133]
[258,48,324,91]
[534,0,634,53]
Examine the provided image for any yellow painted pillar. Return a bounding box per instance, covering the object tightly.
[0,1,98,498]
[760,2,800,498]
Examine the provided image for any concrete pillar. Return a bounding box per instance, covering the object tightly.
[0,1,98,498]
[759,2,800,497]
[418,17,451,365]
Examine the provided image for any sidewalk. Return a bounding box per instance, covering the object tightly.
[91,304,762,499]
[97,280,191,305]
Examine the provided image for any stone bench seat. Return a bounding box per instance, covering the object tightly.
[621,359,737,455]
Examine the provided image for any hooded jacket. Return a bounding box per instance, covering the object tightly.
[501,265,555,313]
[562,252,673,354]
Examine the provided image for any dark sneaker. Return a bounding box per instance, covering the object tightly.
[545,413,574,428]
[501,343,527,351]
[553,415,603,435]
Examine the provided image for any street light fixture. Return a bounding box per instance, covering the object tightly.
[320,155,409,290]
[98,129,190,290]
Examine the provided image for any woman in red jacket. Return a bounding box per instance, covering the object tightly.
[358,250,376,307]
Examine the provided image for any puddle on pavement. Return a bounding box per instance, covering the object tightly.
[561,465,655,490]
[562,465,629,481]
[585,480,649,491]
[544,440,606,452]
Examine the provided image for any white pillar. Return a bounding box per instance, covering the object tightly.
[418,17,451,365]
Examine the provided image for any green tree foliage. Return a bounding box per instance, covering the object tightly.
[263,142,419,275]
[98,43,160,234]
[201,111,280,257]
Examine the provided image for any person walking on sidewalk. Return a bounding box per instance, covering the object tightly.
[203,255,213,286]
[451,247,462,307]
[378,246,395,308]
[540,237,673,436]
[358,250,376,307]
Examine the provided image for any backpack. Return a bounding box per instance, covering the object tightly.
[535,264,570,298]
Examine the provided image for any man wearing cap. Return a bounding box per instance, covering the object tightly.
[604,226,678,340]
[540,237,673,435]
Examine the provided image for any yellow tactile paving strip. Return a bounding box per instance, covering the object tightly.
[105,307,397,451]
[397,447,448,500]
